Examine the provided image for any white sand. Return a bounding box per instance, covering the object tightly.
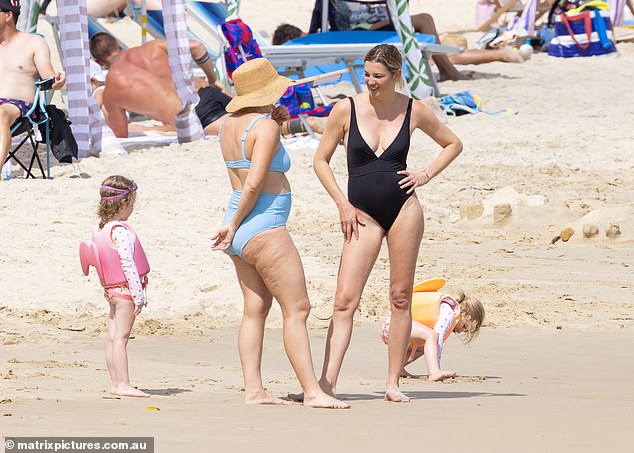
[1,1,633,451]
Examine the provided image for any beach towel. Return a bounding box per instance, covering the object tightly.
[438,91,483,116]
[221,19,332,121]
[221,18,262,79]
[279,84,333,118]
[438,91,517,116]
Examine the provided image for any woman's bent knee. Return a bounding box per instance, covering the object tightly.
[333,292,360,315]
[390,288,411,312]
[282,299,310,322]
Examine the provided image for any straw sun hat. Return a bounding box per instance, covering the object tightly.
[225,58,294,113]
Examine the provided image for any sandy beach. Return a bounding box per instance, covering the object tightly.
[1,0,634,451]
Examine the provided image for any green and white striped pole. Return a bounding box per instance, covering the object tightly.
[385,0,433,98]
[226,0,240,20]
[17,0,38,32]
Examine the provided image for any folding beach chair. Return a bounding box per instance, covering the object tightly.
[477,0,556,32]
[3,78,54,179]
[220,18,337,139]
[477,0,523,31]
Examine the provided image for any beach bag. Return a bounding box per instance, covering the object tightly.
[548,2,617,57]
[39,104,78,164]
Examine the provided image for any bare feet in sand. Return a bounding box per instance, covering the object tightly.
[288,377,337,403]
[400,369,424,379]
[287,392,349,409]
[287,392,305,403]
[384,387,410,402]
[244,389,293,405]
[429,370,457,382]
[499,46,525,63]
[303,393,350,409]
[112,386,151,398]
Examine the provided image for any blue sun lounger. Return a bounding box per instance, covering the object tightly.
[262,30,460,94]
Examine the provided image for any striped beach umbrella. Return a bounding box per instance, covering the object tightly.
[57,0,125,157]
[385,0,433,98]
[162,0,205,143]
[226,0,240,20]
[17,0,38,32]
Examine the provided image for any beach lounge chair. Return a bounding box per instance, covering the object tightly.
[3,78,54,179]
[262,32,459,95]
[294,0,461,95]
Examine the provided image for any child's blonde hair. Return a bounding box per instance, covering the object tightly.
[453,289,485,344]
[97,175,137,229]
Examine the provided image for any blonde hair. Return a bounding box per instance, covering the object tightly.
[453,289,485,344]
[364,44,404,88]
[97,175,137,229]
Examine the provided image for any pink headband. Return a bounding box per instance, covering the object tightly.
[100,182,138,200]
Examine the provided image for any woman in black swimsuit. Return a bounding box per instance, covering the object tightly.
[313,44,463,403]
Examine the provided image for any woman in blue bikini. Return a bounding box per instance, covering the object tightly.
[211,58,348,409]
[312,44,463,402]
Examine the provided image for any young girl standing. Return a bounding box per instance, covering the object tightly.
[80,175,150,398]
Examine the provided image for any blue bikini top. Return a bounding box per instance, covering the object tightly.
[222,114,291,173]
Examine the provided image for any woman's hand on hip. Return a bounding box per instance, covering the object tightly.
[397,169,431,194]
[338,201,365,243]
[211,225,236,251]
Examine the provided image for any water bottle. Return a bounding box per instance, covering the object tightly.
[519,39,533,60]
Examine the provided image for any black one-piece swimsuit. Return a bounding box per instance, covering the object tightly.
[346,97,413,231]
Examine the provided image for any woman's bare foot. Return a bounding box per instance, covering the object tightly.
[400,369,423,379]
[288,379,336,403]
[113,386,151,398]
[244,390,293,406]
[287,392,304,403]
[303,392,350,409]
[429,370,457,382]
[384,387,410,402]
[499,46,525,63]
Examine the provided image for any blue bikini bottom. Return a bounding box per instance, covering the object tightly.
[222,190,292,257]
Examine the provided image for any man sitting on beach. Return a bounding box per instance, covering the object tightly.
[0,0,65,180]
[90,32,231,138]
